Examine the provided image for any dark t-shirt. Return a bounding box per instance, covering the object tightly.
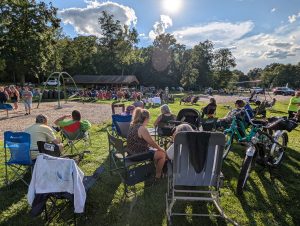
[0,91,8,104]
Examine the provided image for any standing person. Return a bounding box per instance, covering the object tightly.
[22,86,33,115]
[287,91,300,119]
[10,86,20,110]
[127,108,166,181]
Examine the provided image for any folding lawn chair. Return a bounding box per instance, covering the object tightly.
[155,122,175,150]
[107,130,154,196]
[166,131,238,225]
[61,127,91,154]
[37,141,89,163]
[4,131,33,186]
[111,114,132,138]
[111,103,125,115]
[28,154,104,225]
[0,103,13,117]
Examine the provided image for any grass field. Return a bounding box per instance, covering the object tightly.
[0,99,299,226]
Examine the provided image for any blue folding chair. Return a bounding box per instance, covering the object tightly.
[112,114,132,138]
[4,131,33,186]
[0,103,13,117]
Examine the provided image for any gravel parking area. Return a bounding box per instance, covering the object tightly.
[0,102,111,139]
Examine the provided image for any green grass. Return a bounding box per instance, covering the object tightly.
[0,99,300,226]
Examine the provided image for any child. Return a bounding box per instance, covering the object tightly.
[22,86,33,115]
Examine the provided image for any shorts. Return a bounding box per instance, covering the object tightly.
[24,99,32,109]
[128,149,155,161]
[11,98,18,103]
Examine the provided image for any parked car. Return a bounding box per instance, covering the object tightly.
[273,87,295,96]
[24,82,35,87]
[250,87,265,94]
[42,79,60,86]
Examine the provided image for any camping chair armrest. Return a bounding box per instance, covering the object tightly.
[125,152,152,161]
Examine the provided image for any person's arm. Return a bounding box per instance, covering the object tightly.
[139,126,165,152]
[154,115,162,127]
[54,115,71,126]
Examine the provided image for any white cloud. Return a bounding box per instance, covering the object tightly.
[171,19,300,72]
[149,15,173,40]
[231,23,300,72]
[59,1,137,36]
[288,12,300,23]
[172,21,254,47]
[288,15,297,23]
[271,8,276,13]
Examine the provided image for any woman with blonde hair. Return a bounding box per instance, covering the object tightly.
[127,107,166,181]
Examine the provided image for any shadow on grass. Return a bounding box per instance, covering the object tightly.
[227,145,300,226]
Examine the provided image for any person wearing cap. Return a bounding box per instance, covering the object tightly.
[287,91,300,119]
[25,114,63,159]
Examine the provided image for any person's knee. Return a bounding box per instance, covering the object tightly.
[154,151,165,160]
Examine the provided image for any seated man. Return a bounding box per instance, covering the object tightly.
[25,114,63,159]
[54,110,91,138]
[216,99,246,129]
[201,98,217,118]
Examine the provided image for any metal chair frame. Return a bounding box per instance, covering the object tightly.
[166,131,238,225]
[4,131,33,186]
[107,129,153,196]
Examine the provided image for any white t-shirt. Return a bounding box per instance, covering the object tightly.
[166,144,174,160]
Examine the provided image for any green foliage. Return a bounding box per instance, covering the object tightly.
[260,63,300,88]
[1,3,299,90]
[0,0,60,84]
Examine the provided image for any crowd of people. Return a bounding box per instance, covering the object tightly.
[0,85,40,115]
[24,110,91,160]
[80,87,173,104]
[119,91,300,184]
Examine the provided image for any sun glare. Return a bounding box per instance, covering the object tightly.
[162,0,182,13]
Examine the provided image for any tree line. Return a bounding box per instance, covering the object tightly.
[1,0,300,89]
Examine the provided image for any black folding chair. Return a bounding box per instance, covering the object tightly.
[107,129,154,196]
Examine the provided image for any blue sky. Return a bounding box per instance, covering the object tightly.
[41,0,300,72]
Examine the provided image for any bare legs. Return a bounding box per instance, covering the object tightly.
[154,150,166,178]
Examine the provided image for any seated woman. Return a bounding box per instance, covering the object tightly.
[166,124,194,161]
[127,108,166,180]
[154,104,176,127]
[201,98,217,118]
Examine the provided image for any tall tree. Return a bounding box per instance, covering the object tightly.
[247,68,262,80]
[0,0,60,84]
[98,11,140,75]
[180,40,214,89]
[213,48,236,88]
